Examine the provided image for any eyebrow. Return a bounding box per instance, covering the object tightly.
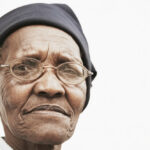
[51,52,83,65]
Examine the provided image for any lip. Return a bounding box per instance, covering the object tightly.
[22,104,71,117]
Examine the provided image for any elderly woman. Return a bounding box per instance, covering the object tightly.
[0,3,96,150]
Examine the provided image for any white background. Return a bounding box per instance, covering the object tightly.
[0,0,150,150]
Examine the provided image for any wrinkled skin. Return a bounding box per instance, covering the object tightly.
[0,25,86,150]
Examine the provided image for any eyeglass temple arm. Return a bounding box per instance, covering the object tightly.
[0,64,9,68]
[87,70,93,76]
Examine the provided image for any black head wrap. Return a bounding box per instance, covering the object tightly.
[0,3,97,110]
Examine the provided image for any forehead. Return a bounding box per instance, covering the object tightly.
[3,25,81,63]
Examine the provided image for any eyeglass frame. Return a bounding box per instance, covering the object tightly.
[0,57,93,85]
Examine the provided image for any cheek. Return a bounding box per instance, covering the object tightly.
[0,76,35,136]
[62,82,86,139]
[0,80,32,110]
[0,75,33,124]
[65,82,87,114]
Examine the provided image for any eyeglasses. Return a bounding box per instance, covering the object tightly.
[0,57,93,85]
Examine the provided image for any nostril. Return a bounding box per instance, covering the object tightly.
[54,92,62,98]
[38,91,63,98]
[38,91,48,97]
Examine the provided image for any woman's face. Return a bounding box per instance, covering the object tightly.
[0,25,86,145]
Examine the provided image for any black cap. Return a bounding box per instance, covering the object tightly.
[0,3,97,110]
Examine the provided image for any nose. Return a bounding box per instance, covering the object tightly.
[33,71,65,98]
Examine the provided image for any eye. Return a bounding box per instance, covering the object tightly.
[12,58,40,76]
[12,64,29,76]
[63,67,79,75]
[58,63,83,78]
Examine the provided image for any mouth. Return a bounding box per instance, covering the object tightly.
[22,105,70,117]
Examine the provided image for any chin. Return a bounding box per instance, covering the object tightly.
[23,124,74,145]
[12,117,76,145]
